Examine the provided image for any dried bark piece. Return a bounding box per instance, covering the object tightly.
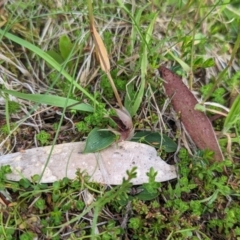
[158,66,223,161]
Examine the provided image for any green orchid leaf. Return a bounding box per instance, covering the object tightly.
[46,50,64,64]
[59,35,74,60]
[83,128,117,153]
[132,131,177,153]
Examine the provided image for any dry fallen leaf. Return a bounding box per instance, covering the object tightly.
[91,24,110,72]
[0,141,177,184]
[159,65,223,161]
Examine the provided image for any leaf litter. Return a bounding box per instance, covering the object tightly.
[158,65,224,161]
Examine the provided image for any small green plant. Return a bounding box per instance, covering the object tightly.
[200,83,227,104]
[75,103,116,135]
[50,207,63,225]
[20,231,36,240]
[34,197,46,211]
[128,217,142,230]
[47,35,76,69]
[7,100,20,114]
[0,165,12,189]
[83,103,110,128]
[0,124,11,135]
[36,130,51,145]
[99,220,123,239]
[100,70,127,99]
[75,121,89,134]
[134,167,161,201]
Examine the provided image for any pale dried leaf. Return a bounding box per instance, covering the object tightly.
[92,24,110,72]
[83,189,94,206]
[0,141,177,184]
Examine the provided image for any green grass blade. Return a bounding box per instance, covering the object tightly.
[130,4,150,54]
[0,29,98,105]
[125,12,158,117]
[1,89,94,112]
[223,94,240,133]
[4,98,11,133]
[117,0,149,51]
[167,50,190,72]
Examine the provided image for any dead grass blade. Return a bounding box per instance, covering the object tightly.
[87,0,122,108]
[90,22,123,109]
[91,24,110,72]
[159,65,224,162]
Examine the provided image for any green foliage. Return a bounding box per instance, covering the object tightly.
[84,103,108,127]
[47,34,75,69]
[98,220,123,239]
[0,148,239,239]
[75,121,89,134]
[0,29,98,105]
[36,130,51,145]
[0,227,15,240]
[121,3,158,117]
[127,197,165,238]
[103,31,113,53]
[224,94,240,133]
[76,103,116,136]
[192,56,215,70]
[211,87,226,104]
[200,83,226,104]
[59,35,74,63]
[200,83,213,98]
[129,148,233,238]
[0,165,12,189]
[2,89,94,113]
[50,207,63,225]
[7,101,20,114]
[19,178,31,189]
[83,128,117,153]
[132,131,177,153]
[208,204,240,237]
[20,231,36,240]
[100,71,127,99]
[135,167,161,201]
[34,198,46,211]
[227,71,240,89]
[128,217,142,230]
[0,124,12,135]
